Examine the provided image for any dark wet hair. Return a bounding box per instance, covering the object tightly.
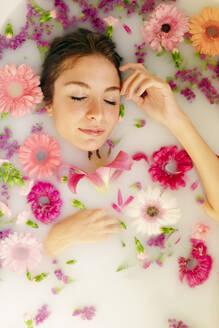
[39,27,123,106]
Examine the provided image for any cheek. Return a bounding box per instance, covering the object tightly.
[105,107,120,126]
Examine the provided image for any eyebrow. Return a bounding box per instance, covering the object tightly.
[63,81,120,92]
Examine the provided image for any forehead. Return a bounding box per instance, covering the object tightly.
[56,54,120,86]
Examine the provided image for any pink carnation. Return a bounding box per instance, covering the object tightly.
[148,145,193,190]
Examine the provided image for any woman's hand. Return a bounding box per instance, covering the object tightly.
[119,62,185,128]
[44,209,122,256]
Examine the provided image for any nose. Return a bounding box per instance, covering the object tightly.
[85,98,104,121]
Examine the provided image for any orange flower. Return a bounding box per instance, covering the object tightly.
[189,7,219,56]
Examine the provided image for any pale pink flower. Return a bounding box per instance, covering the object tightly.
[103,16,120,27]
[0,201,11,218]
[192,223,210,241]
[0,232,43,273]
[141,4,189,52]
[18,133,62,178]
[0,64,43,117]
[16,210,31,225]
[50,10,57,18]
[137,252,148,260]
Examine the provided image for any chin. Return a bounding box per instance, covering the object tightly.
[73,140,105,152]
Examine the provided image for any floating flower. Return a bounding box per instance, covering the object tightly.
[0,200,11,218]
[103,15,120,27]
[178,238,212,288]
[73,306,96,320]
[27,181,63,224]
[18,133,62,178]
[168,318,188,328]
[34,305,50,325]
[0,64,43,117]
[57,151,133,193]
[124,186,181,235]
[148,145,193,190]
[189,7,219,56]
[192,223,210,241]
[0,232,43,273]
[141,4,189,52]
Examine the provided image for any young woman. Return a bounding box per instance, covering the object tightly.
[41,28,219,256]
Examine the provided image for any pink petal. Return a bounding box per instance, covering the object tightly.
[118,189,123,206]
[123,196,134,207]
[132,152,149,164]
[112,203,122,213]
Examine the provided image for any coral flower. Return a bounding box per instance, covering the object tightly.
[0,64,43,117]
[0,232,43,273]
[27,181,63,224]
[124,186,181,235]
[18,133,62,178]
[190,7,219,56]
[141,4,189,52]
[148,145,193,190]
[178,238,212,288]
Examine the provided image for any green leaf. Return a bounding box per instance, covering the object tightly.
[33,272,48,282]
[116,264,129,272]
[119,104,125,118]
[106,25,113,38]
[161,227,176,235]
[26,220,39,229]
[172,51,183,68]
[25,319,34,328]
[62,176,68,183]
[26,271,32,281]
[0,210,4,218]
[5,23,13,37]
[120,221,127,230]
[134,237,144,254]
[72,199,85,209]
[1,112,8,119]
[66,259,77,265]
[121,241,126,247]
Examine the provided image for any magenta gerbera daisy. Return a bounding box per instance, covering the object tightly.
[148,145,193,190]
[27,181,63,224]
[141,4,189,52]
[18,133,62,178]
[178,238,212,288]
[0,64,43,117]
[0,232,43,273]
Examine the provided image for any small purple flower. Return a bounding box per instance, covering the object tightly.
[34,305,50,325]
[180,88,196,102]
[0,229,11,240]
[73,306,96,320]
[147,234,166,249]
[168,318,188,328]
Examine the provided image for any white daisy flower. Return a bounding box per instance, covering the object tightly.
[124,186,181,236]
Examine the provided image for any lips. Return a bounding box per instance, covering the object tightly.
[78,128,105,136]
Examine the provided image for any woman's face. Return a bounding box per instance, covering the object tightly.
[47,54,121,151]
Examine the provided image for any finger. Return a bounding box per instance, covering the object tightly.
[96,217,120,226]
[127,75,149,99]
[119,62,148,73]
[103,224,123,233]
[90,209,108,222]
[135,79,166,98]
[120,71,141,95]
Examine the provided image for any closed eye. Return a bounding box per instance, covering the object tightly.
[71,96,116,106]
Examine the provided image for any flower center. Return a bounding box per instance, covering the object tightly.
[186,258,197,270]
[14,247,28,260]
[164,159,178,174]
[147,206,159,217]
[7,82,23,98]
[39,196,50,206]
[35,150,47,163]
[206,25,219,38]
[161,24,171,33]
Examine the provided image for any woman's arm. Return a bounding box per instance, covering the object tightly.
[119,62,219,221]
[168,111,219,221]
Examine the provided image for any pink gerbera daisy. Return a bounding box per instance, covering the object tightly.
[18,133,62,178]
[148,145,193,190]
[0,232,43,273]
[0,64,43,117]
[141,4,189,52]
[178,238,212,288]
[27,181,63,224]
